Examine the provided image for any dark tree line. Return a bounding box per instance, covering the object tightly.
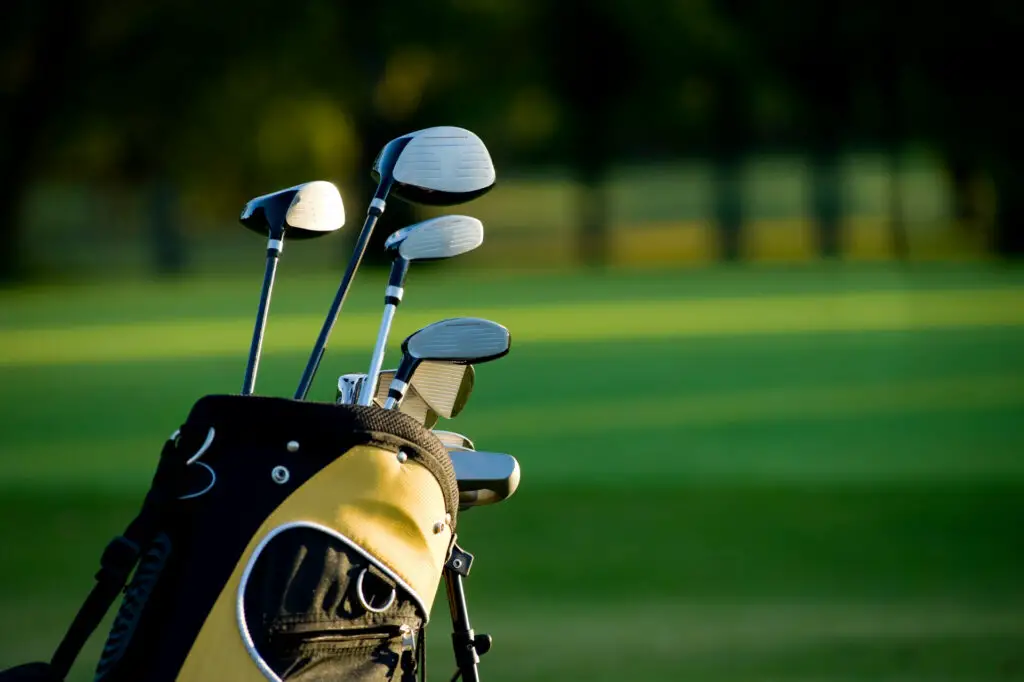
[2,0,1022,281]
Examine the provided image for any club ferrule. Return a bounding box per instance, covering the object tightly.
[387,379,408,404]
[384,285,404,306]
[369,198,386,216]
[267,238,283,253]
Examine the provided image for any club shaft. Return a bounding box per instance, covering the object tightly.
[358,303,397,405]
[294,208,382,400]
[242,245,281,396]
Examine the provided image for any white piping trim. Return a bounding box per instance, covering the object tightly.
[178,462,216,500]
[169,429,180,442]
[186,427,215,464]
[236,521,429,681]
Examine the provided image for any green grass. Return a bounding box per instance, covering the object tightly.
[1,264,1023,681]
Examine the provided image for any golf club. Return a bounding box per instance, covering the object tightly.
[336,372,439,427]
[382,318,510,410]
[449,450,521,509]
[335,373,363,405]
[294,127,496,400]
[239,181,345,396]
[375,363,475,419]
[357,215,484,406]
[433,431,476,452]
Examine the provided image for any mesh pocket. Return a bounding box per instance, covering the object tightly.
[241,525,424,681]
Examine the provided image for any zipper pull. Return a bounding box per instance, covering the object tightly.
[400,623,416,652]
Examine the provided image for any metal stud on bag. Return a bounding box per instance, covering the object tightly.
[271,466,290,484]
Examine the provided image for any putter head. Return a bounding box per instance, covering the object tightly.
[433,431,475,451]
[384,215,484,262]
[372,127,496,206]
[449,450,520,509]
[240,180,345,239]
[377,363,475,419]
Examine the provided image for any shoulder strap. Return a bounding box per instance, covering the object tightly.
[49,436,185,679]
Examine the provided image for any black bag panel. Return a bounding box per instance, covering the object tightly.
[97,395,449,682]
[244,526,423,681]
[0,664,62,682]
[180,395,458,521]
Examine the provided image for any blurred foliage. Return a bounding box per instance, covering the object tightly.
[2,0,1022,280]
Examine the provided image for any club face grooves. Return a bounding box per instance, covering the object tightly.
[402,318,511,365]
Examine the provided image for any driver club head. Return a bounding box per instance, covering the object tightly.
[449,450,521,509]
[376,363,475,419]
[240,180,345,238]
[372,127,495,207]
[384,215,484,262]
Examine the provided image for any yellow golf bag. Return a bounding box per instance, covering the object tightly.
[18,395,461,682]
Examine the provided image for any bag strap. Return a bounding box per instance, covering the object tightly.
[49,436,184,679]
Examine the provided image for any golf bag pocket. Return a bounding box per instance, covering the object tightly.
[241,523,424,681]
[90,395,457,682]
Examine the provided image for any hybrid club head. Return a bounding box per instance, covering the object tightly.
[384,215,484,261]
[240,180,345,239]
[372,126,496,206]
[449,450,521,509]
[383,318,511,409]
[433,431,476,452]
[375,363,475,419]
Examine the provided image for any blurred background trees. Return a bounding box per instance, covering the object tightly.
[2,0,1021,282]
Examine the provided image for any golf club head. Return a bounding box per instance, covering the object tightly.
[384,215,484,262]
[336,373,364,405]
[240,180,345,239]
[372,127,495,206]
[384,318,509,409]
[376,363,475,419]
[403,318,510,366]
[433,431,476,451]
[449,450,520,509]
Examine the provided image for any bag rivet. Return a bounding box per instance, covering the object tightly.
[432,520,445,534]
[271,466,290,484]
[444,513,452,524]
[286,440,300,453]
[397,451,408,463]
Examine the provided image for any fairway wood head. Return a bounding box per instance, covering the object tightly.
[433,431,475,451]
[240,181,345,239]
[372,127,495,206]
[384,215,484,262]
[377,363,475,419]
[449,450,520,509]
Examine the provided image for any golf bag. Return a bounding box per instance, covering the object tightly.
[2,395,460,682]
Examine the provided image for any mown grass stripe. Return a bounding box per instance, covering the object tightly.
[0,289,1022,367]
